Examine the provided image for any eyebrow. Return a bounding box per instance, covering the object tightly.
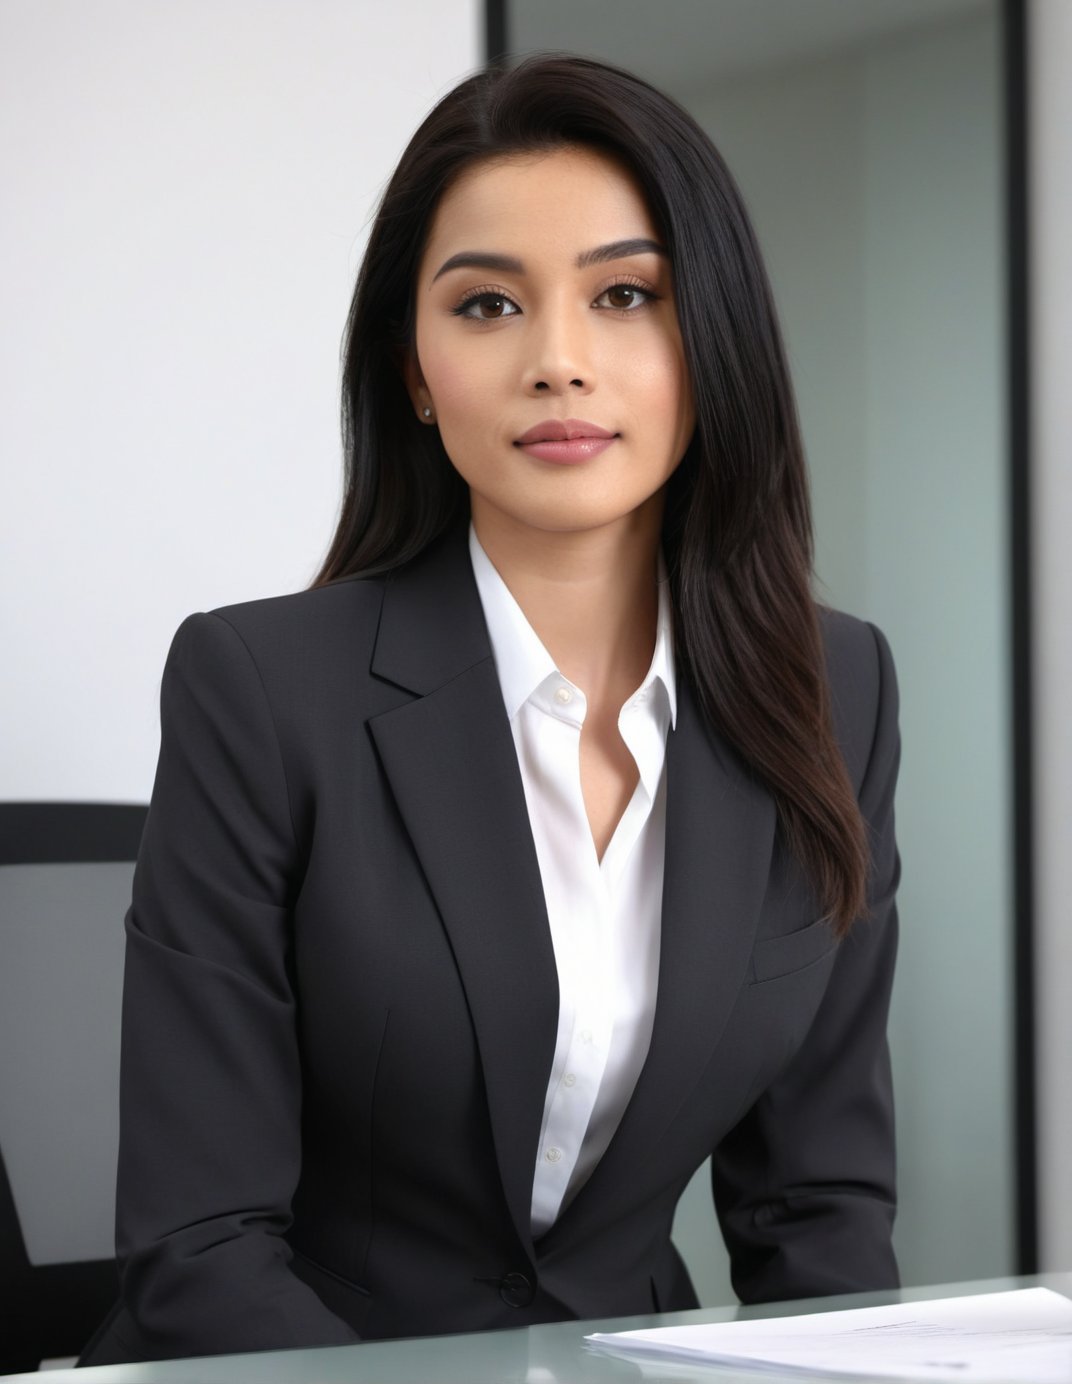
[431,237,667,282]
[577,237,667,268]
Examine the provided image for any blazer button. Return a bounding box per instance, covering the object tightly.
[499,1271,536,1308]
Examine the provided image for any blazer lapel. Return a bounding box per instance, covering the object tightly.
[543,674,777,1240]
[366,530,558,1257]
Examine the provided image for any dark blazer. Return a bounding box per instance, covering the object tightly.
[81,525,900,1365]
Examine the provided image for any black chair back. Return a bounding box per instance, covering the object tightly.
[0,803,146,1373]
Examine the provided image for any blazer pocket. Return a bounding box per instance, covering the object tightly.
[290,1248,373,1334]
[750,916,838,984]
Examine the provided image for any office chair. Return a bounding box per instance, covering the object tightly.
[0,803,146,1374]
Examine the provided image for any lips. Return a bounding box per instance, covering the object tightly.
[514,418,616,445]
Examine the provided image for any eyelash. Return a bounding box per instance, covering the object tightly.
[593,275,660,313]
[450,275,660,322]
[450,284,517,321]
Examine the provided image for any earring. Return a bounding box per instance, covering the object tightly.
[422,406,432,419]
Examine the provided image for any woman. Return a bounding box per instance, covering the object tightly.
[82,54,900,1365]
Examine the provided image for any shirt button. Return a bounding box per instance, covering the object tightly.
[563,1073,576,1088]
[580,1029,593,1044]
[545,1147,562,1163]
[635,690,648,703]
[554,686,573,705]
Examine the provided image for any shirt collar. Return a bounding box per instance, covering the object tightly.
[469,524,677,730]
[647,563,677,731]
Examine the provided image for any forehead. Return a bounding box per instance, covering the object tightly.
[420,145,660,269]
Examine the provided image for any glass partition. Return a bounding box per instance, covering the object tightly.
[506,0,1014,1300]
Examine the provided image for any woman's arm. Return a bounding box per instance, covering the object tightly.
[711,620,901,1302]
[112,612,361,1358]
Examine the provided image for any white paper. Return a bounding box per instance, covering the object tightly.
[586,1287,1072,1381]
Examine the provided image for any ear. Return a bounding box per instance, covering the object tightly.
[401,349,435,423]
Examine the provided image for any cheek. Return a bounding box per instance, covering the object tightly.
[611,335,692,431]
[600,319,681,385]
[417,337,505,488]
[656,338,695,439]
[417,323,506,425]
[419,343,472,415]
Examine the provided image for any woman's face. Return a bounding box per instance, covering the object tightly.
[406,144,695,545]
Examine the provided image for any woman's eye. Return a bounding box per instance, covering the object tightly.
[455,293,519,321]
[594,283,653,311]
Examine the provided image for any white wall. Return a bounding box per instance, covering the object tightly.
[1031,0,1072,1274]
[0,0,480,803]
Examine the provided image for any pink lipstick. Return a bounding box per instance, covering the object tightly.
[514,418,617,464]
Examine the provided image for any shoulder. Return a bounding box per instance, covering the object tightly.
[178,525,475,673]
[159,574,391,722]
[818,607,899,794]
[208,572,388,655]
[181,571,387,659]
[161,528,478,716]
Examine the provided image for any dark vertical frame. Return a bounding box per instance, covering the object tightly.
[1004,0,1036,1276]
[485,0,507,65]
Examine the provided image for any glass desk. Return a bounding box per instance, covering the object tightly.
[12,1274,1072,1383]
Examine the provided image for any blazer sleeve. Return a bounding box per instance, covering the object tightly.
[112,612,361,1358]
[711,620,901,1302]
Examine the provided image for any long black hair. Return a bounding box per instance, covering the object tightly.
[315,54,868,934]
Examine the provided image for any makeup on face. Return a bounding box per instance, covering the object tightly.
[514,419,618,465]
[408,145,696,546]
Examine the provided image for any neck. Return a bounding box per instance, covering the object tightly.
[472,499,663,707]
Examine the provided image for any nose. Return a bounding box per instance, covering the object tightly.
[521,304,594,396]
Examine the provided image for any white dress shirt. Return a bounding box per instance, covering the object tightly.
[468,526,677,1235]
